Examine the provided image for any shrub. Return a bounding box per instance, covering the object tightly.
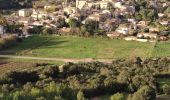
[42,27,53,35]
[110,93,126,100]
[142,28,149,33]
[42,66,59,78]
[0,71,39,84]
[162,84,170,95]
[27,26,43,34]
[132,85,156,100]
[77,90,85,100]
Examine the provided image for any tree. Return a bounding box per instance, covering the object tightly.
[162,84,169,95]
[136,0,147,7]
[132,85,156,100]
[56,18,67,28]
[129,29,138,36]
[140,8,148,21]
[43,66,59,78]
[147,10,157,22]
[117,70,131,84]
[27,26,43,34]
[164,6,170,13]
[84,20,98,34]
[68,18,79,28]
[142,28,149,33]
[42,27,53,35]
[77,90,85,100]
[110,93,126,100]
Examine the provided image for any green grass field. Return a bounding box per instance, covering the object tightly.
[157,78,170,87]
[1,35,170,59]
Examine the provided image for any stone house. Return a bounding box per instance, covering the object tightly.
[116,24,131,35]
[88,13,107,22]
[137,33,158,39]
[76,0,110,9]
[159,21,170,26]
[76,0,88,9]
[31,10,48,20]
[18,9,32,17]
[99,1,109,9]
[137,21,149,26]
[106,31,120,38]
[0,25,5,35]
[99,19,118,32]
[64,7,78,15]
[149,27,159,32]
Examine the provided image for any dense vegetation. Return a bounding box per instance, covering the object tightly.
[0,0,32,9]
[0,57,169,99]
[0,35,19,50]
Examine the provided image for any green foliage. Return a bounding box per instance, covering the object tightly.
[6,24,23,33]
[132,85,156,100]
[110,93,126,100]
[42,66,59,78]
[27,26,43,34]
[162,84,170,95]
[68,18,80,28]
[85,20,98,34]
[42,28,53,35]
[56,18,68,28]
[0,82,76,100]
[0,70,39,84]
[117,70,131,84]
[142,28,149,33]
[0,58,170,99]
[129,29,138,36]
[77,90,86,100]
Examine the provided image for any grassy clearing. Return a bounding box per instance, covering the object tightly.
[157,78,170,87]
[1,35,170,59]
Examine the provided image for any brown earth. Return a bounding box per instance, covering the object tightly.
[0,60,35,75]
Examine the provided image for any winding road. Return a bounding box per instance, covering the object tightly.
[0,55,113,63]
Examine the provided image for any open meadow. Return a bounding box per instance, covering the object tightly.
[1,35,170,59]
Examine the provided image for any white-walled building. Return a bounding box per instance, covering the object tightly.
[0,25,5,35]
[18,9,32,17]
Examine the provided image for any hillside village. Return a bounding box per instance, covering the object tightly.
[0,0,170,42]
[1,0,170,100]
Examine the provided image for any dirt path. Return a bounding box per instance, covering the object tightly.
[157,95,170,100]
[0,55,113,63]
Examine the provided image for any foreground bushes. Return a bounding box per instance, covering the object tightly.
[0,82,76,100]
[0,71,39,84]
[0,57,169,99]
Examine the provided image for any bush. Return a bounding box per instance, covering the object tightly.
[42,66,59,78]
[42,27,53,35]
[0,71,39,84]
[132,85,156,100]
[110,93,126,100]
[27,26,43,34]
[77,90,85,100]
[142,28,149,33]
[162,84,170,95]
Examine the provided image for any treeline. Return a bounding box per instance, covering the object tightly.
[0,57,170,99]
[0,0,32,9]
